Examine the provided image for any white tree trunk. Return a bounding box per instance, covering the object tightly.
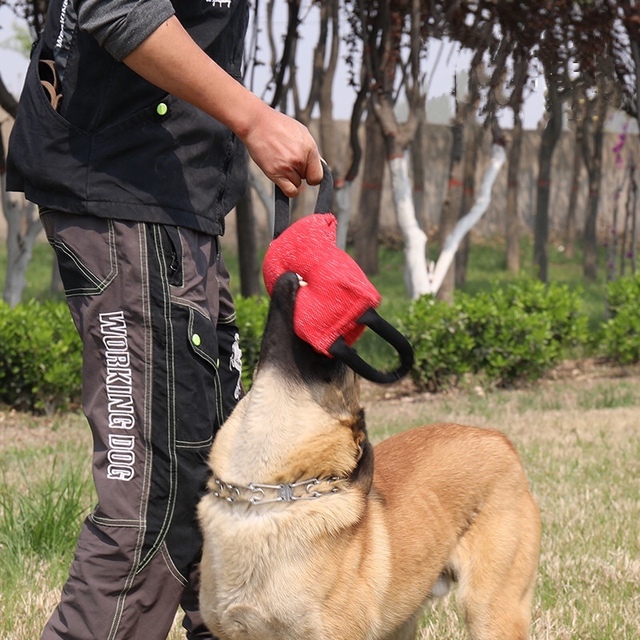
[427,144,506,295]
[387,154,430,299]
[387,144,506,299]
[2,191,42,307]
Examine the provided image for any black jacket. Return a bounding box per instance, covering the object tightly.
[7,0,249,236]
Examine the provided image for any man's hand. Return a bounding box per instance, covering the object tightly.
[240,104,323,197]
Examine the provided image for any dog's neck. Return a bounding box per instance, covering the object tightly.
[209,367,368,493]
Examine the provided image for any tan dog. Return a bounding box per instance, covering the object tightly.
[198,273,541,640]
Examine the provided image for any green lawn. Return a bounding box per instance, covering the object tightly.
[1,374,639,639]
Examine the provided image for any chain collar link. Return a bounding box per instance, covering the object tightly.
[210,474,346,505]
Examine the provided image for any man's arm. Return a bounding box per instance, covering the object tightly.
[123,16,322,197]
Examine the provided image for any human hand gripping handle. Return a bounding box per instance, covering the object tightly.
[241,107,324,197]
[265,164,414,384]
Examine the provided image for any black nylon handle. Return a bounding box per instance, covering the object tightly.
[273,161,334,239]
[274,186,290,239]
[328,308,415,384]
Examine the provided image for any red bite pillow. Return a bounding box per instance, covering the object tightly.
[262,213,381,357]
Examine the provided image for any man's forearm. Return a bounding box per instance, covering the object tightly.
[122,16,266,140]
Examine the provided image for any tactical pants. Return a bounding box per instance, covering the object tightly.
[40,211,242,640]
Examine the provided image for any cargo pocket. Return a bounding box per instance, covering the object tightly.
[173,307,224,448]
[41,212,118,297]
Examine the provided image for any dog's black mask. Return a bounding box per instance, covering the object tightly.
[257,272,350,386]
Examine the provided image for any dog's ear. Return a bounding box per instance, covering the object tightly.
[350,435,374,495]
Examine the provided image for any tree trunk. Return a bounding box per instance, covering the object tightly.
[437,121,465,302]
[388,153,429,299]
[534,78,562,284]
[455,120,481,288]
[425,143,507,296]
[2,127,43,306]
[411,102,427,230]
[607,169,623,284]
[354,111,385,275]
[333,180,353,250]
[235,186,262,297]
[0,73,18,118]
[314,0,350,247]
[582,112,606,282]
[506,110,523,272]
[2,195,43,306]
[631,165,638,274]
[564,118,584,259]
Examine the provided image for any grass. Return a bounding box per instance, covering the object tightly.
[1,372,639,638]
[0,412,94,638]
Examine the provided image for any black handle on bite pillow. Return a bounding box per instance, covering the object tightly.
[273,161,334,239]
[328,309,415,384]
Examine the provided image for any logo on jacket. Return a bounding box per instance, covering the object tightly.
[206,0,232,6]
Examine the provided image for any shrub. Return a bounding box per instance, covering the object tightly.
[600,274,640,365]
[0,295,270,413]
[468,280,589,385]
[0,301,82,413]
[400,280,589,392]
[234,295,269,388]
[399,295,474,392]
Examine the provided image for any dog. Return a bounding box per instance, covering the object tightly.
[198,272,541,640]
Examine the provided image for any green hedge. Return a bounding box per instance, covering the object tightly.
[4,275,640,412]
[600,273,640,365]
[399,279,589,392]
[234,295,269,389]
[0,301,82,413]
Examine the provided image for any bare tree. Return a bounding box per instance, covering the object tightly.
[1,0,47,305]
[0,75,19,119]
[351,0,430,298]
[610,0,640,127]
[564,89,586,259]
[343,0,521,299]
[533,68,563,284]
[437,92,465,301]
[571,2,620,281]
[581,68,617,281]
[354,109,386,275]
[1,130,41,306]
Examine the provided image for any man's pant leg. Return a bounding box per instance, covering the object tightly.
[40,213,237,640]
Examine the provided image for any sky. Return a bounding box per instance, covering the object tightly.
[0,5,29,98]
[0,2,547,128]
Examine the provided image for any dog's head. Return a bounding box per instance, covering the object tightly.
[209,271,372,493]
[253,271,360,417]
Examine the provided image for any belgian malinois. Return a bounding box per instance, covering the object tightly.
[198,272,541,640]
